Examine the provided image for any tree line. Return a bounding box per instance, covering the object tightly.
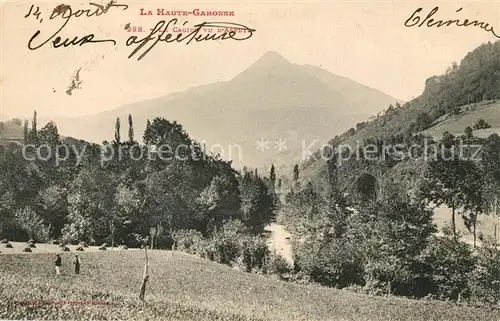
[0,112,277,249]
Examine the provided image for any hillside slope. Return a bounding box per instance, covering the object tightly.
[302,40,500,178]
[0,251,497,321]
[422,100,500,139]
[297,41,500,243]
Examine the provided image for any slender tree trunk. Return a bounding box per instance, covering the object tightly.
[495,224,498,246]
[150,236,154,250]
[139,247,149,301]
[452,205,456,240]
[473,214,477,248]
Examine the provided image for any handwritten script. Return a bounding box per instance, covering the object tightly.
[24,1,256,60]
[404,7,500,39]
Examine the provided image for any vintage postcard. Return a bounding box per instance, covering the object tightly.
[0,0,500,320]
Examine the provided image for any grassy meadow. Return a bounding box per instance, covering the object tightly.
[0,250,499,321]
[423,101,500,140]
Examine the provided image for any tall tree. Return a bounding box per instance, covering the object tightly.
[293,164,299,182]
[269,164,276,188]
[38,121,60,146]
[30,111,38,144]
[481,133,500,244]
[114,117,121,144]
[143,119,152,145]
[128,114,134,143]
[421,153,473,239]
[459,161,484,247]
[23,120,29,143]
[239,169,274,231]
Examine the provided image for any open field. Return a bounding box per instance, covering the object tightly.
[0,250,498,321]
[423,101,500,140]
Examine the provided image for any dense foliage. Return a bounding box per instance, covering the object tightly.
[286,41,500,306]
[0,115,277,248]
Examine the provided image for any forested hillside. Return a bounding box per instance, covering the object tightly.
[302,40,500,179]
[304,41,500,172]
[0,115,277,253]
[275,40,500,305]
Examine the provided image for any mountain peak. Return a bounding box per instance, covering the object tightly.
[251,51,291,68]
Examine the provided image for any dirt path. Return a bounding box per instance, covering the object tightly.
[264,223,294,265]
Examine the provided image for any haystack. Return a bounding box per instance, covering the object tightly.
[28,243,36,248]
[21,247,32,253]
[0,239,8,244]
[76,246,84,251]
[61,246,71,252]
[98,246,107,251]
[4,243,13,248]
[119,245,128,250]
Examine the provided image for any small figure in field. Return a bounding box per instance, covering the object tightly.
[54,254,62,275]
[73,255,81,275]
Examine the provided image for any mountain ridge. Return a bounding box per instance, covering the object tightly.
[38,51,402,168]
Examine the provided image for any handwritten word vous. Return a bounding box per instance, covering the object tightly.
[26,2,129,50]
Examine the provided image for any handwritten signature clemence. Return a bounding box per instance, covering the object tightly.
[125,19,256,61]
[405,7,500,39]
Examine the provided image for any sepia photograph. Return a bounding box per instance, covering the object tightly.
[0,0,499,320]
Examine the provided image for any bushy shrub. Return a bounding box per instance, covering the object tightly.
[172,229,205,255]
[294,236,364,288]
[203,228,240,265]
[265,251,292,276]
[190,220,245,266]
[473,118,491,130]
[419,236,476,301]
[468,240,500,305]
[238,234,270,273]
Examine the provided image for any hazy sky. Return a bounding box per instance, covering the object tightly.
[1,0,499,119]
